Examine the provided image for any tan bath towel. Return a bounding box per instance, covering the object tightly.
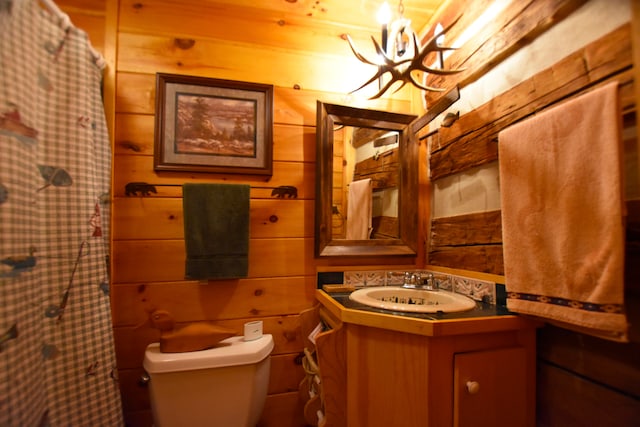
[346,178,373,240]
[498,82,628,342]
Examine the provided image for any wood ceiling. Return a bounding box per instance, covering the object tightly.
[201,0,448,41]
[260,0,445,33]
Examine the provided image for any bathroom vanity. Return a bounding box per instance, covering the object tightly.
[314,288,539,427]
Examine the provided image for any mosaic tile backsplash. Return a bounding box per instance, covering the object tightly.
[342,269,496,305]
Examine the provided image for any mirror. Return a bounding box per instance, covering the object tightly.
[315,101,419,257]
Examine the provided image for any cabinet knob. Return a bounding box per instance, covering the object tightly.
[466,381,480,394]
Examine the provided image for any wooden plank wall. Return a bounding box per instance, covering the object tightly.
[425,0,640,425]
[50,0,640,425]
[57,0,418,425]
[111,5,418,427]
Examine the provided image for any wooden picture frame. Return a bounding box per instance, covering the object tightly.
[154,73,273,176]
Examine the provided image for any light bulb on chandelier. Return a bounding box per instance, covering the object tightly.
[346,1,464,99]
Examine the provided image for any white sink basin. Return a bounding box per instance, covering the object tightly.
[349,286,476,313]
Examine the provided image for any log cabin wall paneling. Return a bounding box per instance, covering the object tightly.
[57,0,420,425]
[49,0,640,425]
[424,0,640,425]
[111,6,420,427]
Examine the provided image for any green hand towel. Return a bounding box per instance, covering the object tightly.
[182,183,250,280]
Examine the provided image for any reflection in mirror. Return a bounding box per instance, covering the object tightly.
[315,101,419,257]
[332,126,400,240]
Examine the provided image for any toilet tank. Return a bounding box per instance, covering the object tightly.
[144,334,274,427]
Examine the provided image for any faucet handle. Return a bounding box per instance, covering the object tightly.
[403,271,416,287]
[422,273,439,291]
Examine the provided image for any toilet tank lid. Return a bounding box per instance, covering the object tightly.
[143,334,274,373]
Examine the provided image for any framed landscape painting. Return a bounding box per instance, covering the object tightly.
[154,73,273,175]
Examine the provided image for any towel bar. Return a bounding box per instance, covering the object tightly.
[124,181,298,198]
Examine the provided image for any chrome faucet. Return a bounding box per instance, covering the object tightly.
[402,272,439,291]
[402,272,417,288]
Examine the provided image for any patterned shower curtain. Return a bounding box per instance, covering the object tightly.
[0,1,123,425]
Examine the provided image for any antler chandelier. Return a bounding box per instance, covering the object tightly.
[346,1,464,99]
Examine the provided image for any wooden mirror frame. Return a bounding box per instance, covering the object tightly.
[315,101,419,257]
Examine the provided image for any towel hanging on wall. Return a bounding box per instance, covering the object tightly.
[182,183,250,280]
[498,82,628,342]
[346,178,373,240]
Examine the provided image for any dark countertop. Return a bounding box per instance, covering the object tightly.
[317,289,541,337]
[326,291,514,321]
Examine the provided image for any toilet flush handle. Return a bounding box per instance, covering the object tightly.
[139,372,150,386]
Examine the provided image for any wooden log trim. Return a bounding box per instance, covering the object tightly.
[423,0,587,108]
[537,325,640,398]
[353,148,399,190]
[372,216,399,239]
[428,210,504,274]
[428,245,504,275]
[430,210,502,248]
[429,24,633,181]
[428,201,639,279]
[536,361,640,426]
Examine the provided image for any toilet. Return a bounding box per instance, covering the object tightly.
[143,334,274,427]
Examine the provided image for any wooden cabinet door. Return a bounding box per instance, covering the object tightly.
[454,347,527,427]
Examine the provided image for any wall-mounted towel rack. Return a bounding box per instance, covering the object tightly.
[124,182,298,198]
[411,85,460,135]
